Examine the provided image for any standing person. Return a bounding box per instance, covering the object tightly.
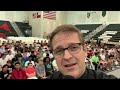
[47,24,117,79]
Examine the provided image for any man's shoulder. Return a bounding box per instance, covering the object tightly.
[86,68,118,79]
[46,71,62,79]
[46,69,118,79]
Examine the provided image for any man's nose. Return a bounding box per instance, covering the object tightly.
[63,49,72,60]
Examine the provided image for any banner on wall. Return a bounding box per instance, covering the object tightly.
[0,22,11,33]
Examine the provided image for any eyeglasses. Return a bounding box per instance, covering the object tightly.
[53,43,83,59]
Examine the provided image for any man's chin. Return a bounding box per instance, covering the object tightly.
[63,71,80,79]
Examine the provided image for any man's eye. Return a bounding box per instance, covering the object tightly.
[55,49,63,54]
[69,46,79,50]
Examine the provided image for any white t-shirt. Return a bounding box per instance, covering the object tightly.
[26,52,30,57]
[43,53,47,58]
[0,58,8,67]
[100,54,105,60]
[52,60,58,71]
[25,61,35,67]
[6,54,14,61]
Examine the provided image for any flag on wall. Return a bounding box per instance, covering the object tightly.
[43,11,56,20]
[32,12,41,19]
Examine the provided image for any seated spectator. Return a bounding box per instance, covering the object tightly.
[44,57,54,76]
[6,50,14,61]
[99,51,108,71]
[34,53,41,66]
[14,50,22,62]
[35,58,46,79]
[6,60,14,73]
[38,48,44,57]
[52,59,59,71]
[25,56,35,67]
[0,45,5,54]
[91,52,100,70]
[0,64,11,79]
[22,52,29,63]
[43,50,50,58]
[0,53,1,58]
[30,51,36,61]
[25,62,37,79]
[10,62,27,79]
[14,56,25,68]
[0,53,8,67]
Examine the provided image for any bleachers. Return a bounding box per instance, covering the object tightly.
[93,24,120,42]
[75,24,102,37]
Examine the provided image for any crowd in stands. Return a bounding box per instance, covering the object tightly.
[85,40,120,72]
[0,39,58,79]
[0,38,120,79]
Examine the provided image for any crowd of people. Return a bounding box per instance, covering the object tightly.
[0,24,119,79]
[85,40,120,72]
[0,40,58,79]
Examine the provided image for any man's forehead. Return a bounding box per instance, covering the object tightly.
[51,31,81,49]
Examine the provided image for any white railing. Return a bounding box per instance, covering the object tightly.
[84,23,109,40]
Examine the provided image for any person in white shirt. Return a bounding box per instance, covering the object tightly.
[8,45,16,57]
[100,51,106,60]
[0,45,5,54]
[25,56,35,67]
[43,50,53,59]
[6,50,14,61]
[52,59,59,71]
[0,53,8,67]
[43,50,49,58]
[99,51,108,70]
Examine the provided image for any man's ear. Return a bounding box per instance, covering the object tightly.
[83,44,87,52]
[83,44,87,57]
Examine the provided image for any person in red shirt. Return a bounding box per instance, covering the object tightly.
[10,62,27,79]
[25,62,37,79]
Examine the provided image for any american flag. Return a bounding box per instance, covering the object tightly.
[43,11,56,20]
